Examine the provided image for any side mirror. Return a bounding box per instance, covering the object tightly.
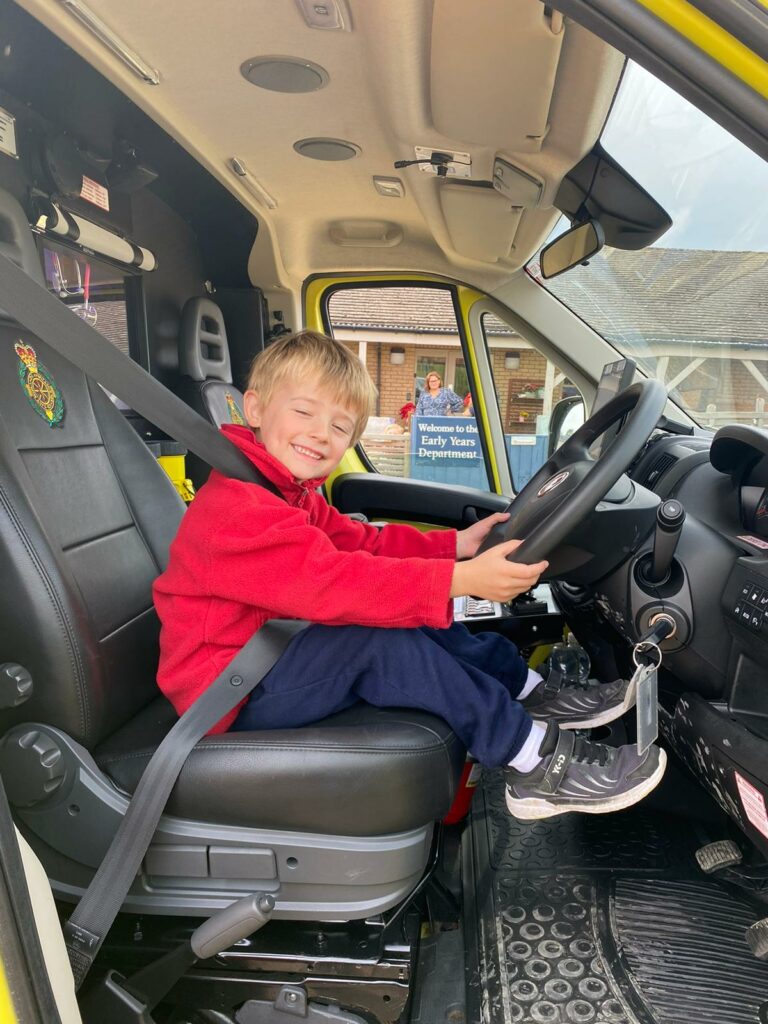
[548,395,585,456]
[539,220,605,280]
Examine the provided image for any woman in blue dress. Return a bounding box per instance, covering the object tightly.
[415,371,464,416]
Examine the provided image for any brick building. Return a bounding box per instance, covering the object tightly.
[325,249,768,431]
[544,247,768,426]
[326,286,556,430]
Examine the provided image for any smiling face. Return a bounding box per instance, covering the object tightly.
[243,376,357,481]
[426,373,442,392]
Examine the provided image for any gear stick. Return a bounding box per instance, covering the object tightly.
[648,499,685,585]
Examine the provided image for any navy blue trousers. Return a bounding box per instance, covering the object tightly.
[232,622,533,767]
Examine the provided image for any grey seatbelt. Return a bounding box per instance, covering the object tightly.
[0,251,283,497]
[0,251,295,985]
[62,619,306,989]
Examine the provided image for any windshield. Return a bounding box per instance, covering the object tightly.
[530,61,768,430]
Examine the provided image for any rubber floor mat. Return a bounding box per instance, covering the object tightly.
[464,771,768,1024]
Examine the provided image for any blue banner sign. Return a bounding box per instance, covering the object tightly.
[409,415,548,490]
[412,415,482,462]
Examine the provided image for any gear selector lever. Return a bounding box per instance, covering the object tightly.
[648,499,685,585]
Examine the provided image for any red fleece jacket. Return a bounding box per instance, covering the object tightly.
[153,424,457,732]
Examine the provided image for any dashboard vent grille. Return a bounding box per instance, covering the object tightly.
[642,452,677,488]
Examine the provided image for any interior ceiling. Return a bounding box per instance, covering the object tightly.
[15,0,624,296]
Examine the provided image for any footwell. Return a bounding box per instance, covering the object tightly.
[464,772,768,1024]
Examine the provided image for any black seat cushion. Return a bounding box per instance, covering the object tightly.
[95,698,464,836]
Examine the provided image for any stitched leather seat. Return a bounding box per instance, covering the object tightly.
[0,190,463,918]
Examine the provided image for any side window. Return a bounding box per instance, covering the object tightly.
[481,313,578,490]
[326,285,488,488]
[40,238,133,357]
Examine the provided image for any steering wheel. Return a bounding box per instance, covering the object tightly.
[478,379,668,565]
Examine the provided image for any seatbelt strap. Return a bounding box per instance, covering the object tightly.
[62,618,306,990]
[0,251,282,497]
[0,253,298,983]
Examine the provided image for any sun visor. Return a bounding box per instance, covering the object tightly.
[440,184,523,262]
[555,142,672,249]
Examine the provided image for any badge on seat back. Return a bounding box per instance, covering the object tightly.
[14,341,65,427]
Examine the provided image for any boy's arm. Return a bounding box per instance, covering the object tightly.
[207,494,454,629]
[311,491,457,560]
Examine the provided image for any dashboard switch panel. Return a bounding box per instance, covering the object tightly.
[730,577,768,634]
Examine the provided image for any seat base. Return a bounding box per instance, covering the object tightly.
[6,722,438,918]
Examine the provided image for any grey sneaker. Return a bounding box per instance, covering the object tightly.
[505,723,667,820]
[524,675,637,730]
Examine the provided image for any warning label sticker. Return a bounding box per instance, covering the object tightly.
[80,176,110,211]
[737,534,768,551]
[734,771,768,838]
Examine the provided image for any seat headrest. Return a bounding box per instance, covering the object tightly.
[179,296,232,383]
[0,188,45,320]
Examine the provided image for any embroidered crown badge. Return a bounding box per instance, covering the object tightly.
[225,391,245,426]
[14,342,65,427]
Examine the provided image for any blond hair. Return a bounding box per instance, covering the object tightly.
[246,330,375,445]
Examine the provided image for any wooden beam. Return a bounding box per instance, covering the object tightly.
[743,359,768,395]
[666,357,705,391]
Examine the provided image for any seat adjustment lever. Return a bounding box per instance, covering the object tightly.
[80,892,275,1024]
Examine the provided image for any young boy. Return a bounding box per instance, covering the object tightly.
[154,331,666,819]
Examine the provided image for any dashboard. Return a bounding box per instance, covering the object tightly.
[555,423,768,716]
[551,422,768,854]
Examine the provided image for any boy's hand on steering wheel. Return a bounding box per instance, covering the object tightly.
[456,511,510,560]
[450,538,548,603]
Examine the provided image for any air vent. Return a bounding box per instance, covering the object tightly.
[642,452,677,489]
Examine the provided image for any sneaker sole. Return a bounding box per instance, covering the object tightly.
[505,748,667,820]
[534,676,638,731]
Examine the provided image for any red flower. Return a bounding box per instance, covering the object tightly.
[399,402,416,419]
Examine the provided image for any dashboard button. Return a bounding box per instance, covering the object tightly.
[750,587,764,604]
[741,608,753,626]
[751,612,763,630]
[742,583,753,598]
[760,593,768,609]
[735,602,743,617]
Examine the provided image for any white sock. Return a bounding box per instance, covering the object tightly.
[517,668,543,700]
[508,721,548,773]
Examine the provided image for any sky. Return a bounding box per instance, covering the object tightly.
[600,62,768,252]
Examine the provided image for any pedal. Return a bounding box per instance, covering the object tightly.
[695,839,743,874]
[746,918,768,961]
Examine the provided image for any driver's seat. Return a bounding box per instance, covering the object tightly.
[0,190,463,920]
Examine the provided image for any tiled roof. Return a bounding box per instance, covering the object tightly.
[328,286,513,335]
[539,248,768,348]
[326,250,768,348]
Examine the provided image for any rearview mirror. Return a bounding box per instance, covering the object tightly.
[540,220,605,280]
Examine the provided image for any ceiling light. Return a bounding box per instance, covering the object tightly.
[58,0,160,85]
[294,138,360,161]
[229,158,277,210]
[295,0,351,31]
[240,56,329,94]
[373,176,405,198]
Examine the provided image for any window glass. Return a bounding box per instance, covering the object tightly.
[326,285,489,488]
[481,312,577,489]
[39,238,132,356]
[529,61,768,429]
